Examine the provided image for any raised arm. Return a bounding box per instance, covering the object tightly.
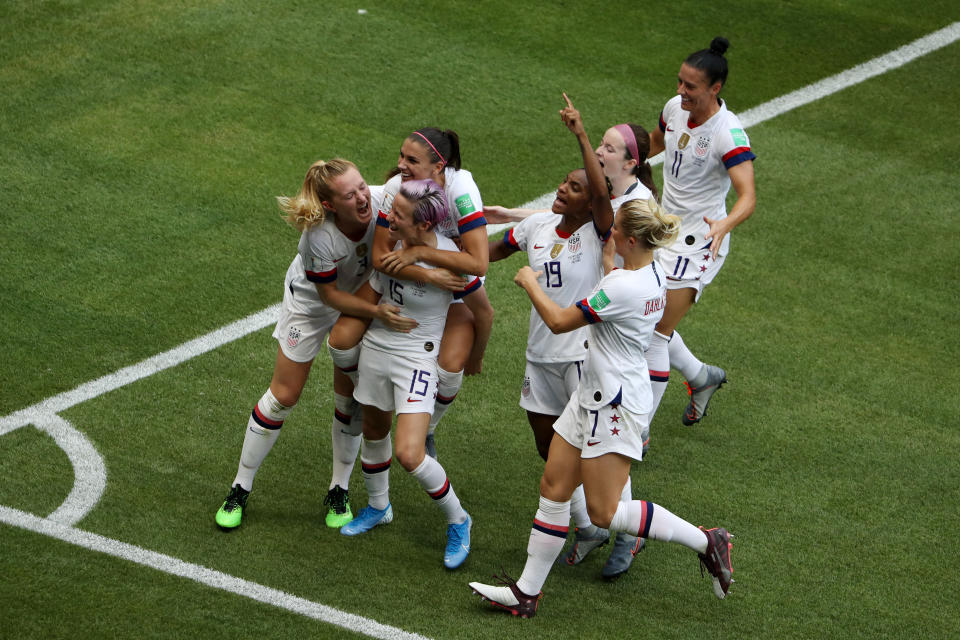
[559,93,613,234]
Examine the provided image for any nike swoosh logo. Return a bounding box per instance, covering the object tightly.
[586,440,601,447]
[534,244,545,249]
[407,398,422,403]
[666,126,674,132]
[332,256,347,263]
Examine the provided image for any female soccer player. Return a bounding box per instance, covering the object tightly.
[328,127,494,460]
[488,96,643,580]
[468,101,734,617]
[339,180,488,571]
[214,159,417,530]
[646,36,757,426]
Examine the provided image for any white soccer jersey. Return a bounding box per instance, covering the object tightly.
[377,167,486,240]
[284,185,385,320]
[611,179,653,269]
[575,264,666,414]
[610,179,652,215]
[504,212,607,363]
[363,233,482,358]
[658,95,755,251]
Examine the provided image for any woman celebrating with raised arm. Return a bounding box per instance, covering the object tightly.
[469,122,735,614]
[214,159,417,531]
[646,36,757,426]
[339,179,487,571]
[487,95,644,580]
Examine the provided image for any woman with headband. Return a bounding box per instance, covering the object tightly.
[469,96,734,617]
[327,127,494,465]
[645,36,756,427]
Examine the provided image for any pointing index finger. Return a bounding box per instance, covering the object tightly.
[562,92,574,109]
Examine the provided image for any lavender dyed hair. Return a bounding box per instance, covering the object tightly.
[398,179,448,229]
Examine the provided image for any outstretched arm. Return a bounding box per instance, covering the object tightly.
[514,265,588,334]
[482,206,547,224]
[315,280,418,332]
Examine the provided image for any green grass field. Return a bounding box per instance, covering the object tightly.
[2,1,959,638]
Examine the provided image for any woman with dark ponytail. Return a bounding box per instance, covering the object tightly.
[646,36,757,428]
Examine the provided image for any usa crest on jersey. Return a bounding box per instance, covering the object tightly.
[286,326,302,348]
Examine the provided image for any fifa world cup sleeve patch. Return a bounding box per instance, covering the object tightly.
[730,128,748,146]
[455,194,476,218]
[588,289,610,311]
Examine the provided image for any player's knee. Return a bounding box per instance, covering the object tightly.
[586,500,616,529]
[269,384,301,408]
[538,473,570,502]
[328,317,366,350]
[395,444,424,472]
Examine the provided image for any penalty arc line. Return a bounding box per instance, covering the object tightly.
[1,20,958,639]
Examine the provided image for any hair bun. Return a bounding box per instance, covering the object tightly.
[647,195,662,217]
[709,36,729,56]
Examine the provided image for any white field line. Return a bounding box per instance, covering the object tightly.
[37,414,107,527]
[0,505,431,640]
[1,21,958,638]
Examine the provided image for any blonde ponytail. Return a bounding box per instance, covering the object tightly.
[277,158,357,231]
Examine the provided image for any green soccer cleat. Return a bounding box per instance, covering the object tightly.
[215,484,250,529]
[323,485,353,528]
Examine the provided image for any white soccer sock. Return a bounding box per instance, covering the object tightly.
[569,485,592,530]
[667,330,705,384]
[429,367,463,431]
[360,434,392,510]
[410,456,467,524]
[646,330,671,415]
[329,393,361,491]
[233,389,292,491]
[328,343,361,386]
[516,496,569,597]
[609,500,707,553]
